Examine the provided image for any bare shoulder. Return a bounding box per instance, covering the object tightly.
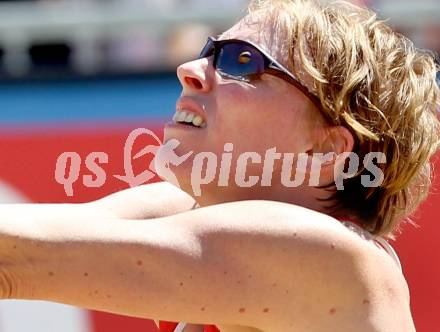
[167,200,414,332]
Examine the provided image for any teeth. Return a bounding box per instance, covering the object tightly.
[176,111,187,122]
[172,113,179,122]
[184,113,195,123]
[173,110,206,128]
[192,116,203,127]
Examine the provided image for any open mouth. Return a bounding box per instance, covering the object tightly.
[172,110,207,128]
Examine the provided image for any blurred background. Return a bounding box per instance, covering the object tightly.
[0,0,438,331]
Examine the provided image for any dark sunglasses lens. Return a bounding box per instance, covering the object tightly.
[199,39,215,59]
[216,43,265,78]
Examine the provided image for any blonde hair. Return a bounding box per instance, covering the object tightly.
[249,0,440,237]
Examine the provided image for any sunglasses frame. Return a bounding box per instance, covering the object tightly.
[199,36,322,110]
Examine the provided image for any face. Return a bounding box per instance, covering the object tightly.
[159,13,329,202]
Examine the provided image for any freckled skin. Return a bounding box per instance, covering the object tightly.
[48,271,54,277]
[179,282,184,286]
[363,299,370,305]
[84,272,88,277]
[201,307,205,311]
[136,260,143,266]
[136,11,417,332]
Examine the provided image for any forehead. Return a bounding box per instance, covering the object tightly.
[220,14,262,42]
[219,13,289,65]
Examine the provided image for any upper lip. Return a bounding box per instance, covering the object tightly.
[175,96,207,122]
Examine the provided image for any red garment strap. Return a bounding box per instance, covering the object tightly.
[158,321,178,332]
[158,321,220,332]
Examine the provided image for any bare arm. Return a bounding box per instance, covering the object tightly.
[0,200,405,331]
[89,181,197,329]
[15,182,196,223]
[89,181,197,219]
[16,181,197,329]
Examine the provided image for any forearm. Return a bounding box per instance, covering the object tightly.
[0,205,189,318]
[0,182,197,316]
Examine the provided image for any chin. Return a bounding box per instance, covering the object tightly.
[153,143,195,191]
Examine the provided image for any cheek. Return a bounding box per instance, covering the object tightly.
[213,83,314,154]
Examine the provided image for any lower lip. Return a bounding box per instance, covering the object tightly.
[165,121,205,131]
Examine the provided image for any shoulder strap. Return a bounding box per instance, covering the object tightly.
[340,220,402,272]
[158,321,221,332]
[158,321,180,332]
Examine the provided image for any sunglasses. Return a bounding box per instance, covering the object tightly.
[199,36,322,109]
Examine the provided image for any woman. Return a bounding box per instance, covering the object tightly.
[1,1,439,331]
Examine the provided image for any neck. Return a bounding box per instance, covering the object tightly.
[192,183,333,214]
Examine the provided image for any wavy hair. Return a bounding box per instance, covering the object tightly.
[249,0,440,237]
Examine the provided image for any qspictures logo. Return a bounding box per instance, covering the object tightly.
[54,128,386,197]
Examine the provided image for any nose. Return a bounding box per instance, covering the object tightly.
[176,58,214,94]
